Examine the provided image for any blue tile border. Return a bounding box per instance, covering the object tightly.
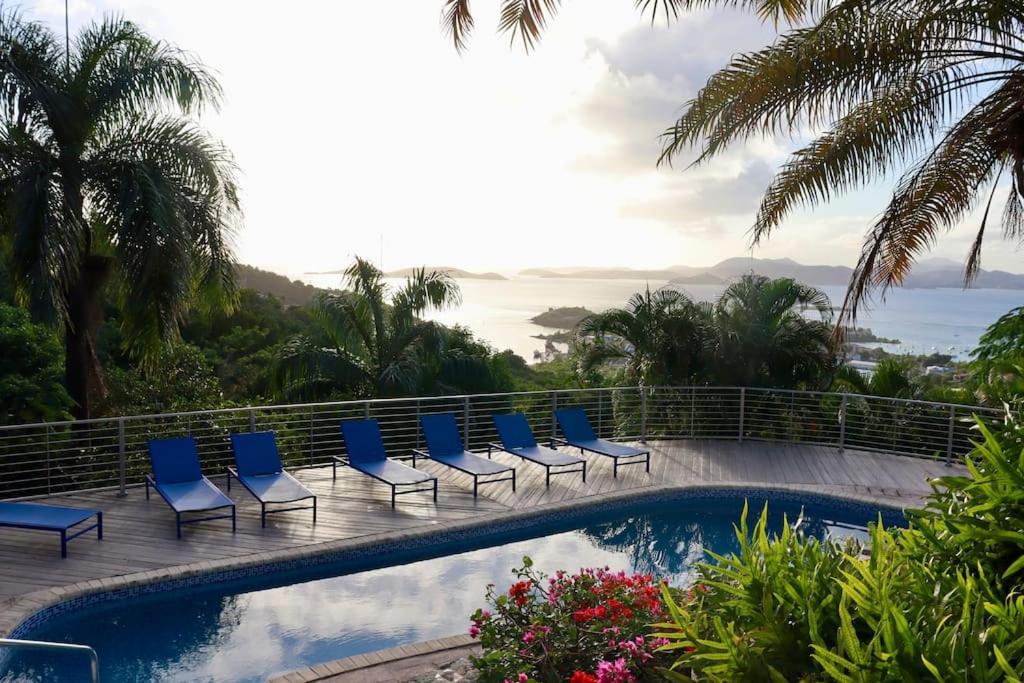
[1,483,907,651]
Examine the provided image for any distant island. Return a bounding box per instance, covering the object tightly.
[529,306,594,329]
[844,327,901,344]
[384,267,506,280]
[671,273,725,285]
[306,266,505,280]
[519,257,1024,290]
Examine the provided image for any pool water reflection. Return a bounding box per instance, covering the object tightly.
[1,494,899,682]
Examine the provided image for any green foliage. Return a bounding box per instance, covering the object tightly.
[655,415,1024,681]
[181,289,318,401]
[578,275,835,390]
[714,275,834,388]
[0,8,239,416]
[272,257,509,399]
[832,358,920,399]
[99,344,225,415]
[577,287,715,387]
[0,304,71,424]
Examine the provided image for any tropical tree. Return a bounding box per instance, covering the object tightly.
[0,10,239,418]
[440,1,1024,325]
[831,358,921,399]
[576,287,714,386]
[273,258,505,399]
[0,303,72,424]
[713,274,834,388]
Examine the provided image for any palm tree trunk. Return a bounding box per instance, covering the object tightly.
[64,255,112,420]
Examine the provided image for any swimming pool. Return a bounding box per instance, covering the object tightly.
[0,491,903,682]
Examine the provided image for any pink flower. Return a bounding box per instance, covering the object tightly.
[468,624,480,638]
[522,630,535,644]
[595,658,636,683]
[518,674,529,683]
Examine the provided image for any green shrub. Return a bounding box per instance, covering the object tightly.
[654,416,1024,681]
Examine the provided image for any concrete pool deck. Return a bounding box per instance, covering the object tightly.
[0,439,957,642]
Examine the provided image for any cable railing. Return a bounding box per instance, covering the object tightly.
[0,386,1005,500]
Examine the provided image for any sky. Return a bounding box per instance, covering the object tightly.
[32,0,1024,278]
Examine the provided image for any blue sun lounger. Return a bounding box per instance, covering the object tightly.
[146,437,236,538]
[228,431,316,528]
[334,419,438,507]
[553,408,650,478]
[489,413,586,486]
[0,502,102,558]
[415,413,515,497]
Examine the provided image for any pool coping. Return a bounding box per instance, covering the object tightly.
[0,482,920,647]
[266,634,480,683]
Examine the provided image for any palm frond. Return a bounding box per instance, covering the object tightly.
[840,78,1019,325]
[498,0,561,51]
[442,0,474,52]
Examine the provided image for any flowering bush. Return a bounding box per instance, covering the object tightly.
[469,556,671,683]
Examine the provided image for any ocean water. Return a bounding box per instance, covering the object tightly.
[302,274,1023,362]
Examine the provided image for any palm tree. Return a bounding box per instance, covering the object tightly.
[0,10,238,418]
[576,287,714,386]
[273,258,500,399]
[442,0,1024,325]
[713,275,834,388]
[832,358,921,399]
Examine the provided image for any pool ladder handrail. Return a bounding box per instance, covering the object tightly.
[0,637,100,682]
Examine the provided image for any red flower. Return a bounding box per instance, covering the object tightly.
[509,581,532,607]
[569,672,599,683]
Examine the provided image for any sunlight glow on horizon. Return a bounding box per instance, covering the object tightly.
[33,0,1024,279]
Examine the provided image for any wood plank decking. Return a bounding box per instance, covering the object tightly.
[0,439,956,604]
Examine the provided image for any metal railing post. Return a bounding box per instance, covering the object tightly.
[945,405,956,466]
[117,418,127,497]
[838,393,847,452]
[363,402,370,419]
[247,407,256,433]
[640,386,648,444]
[416,399,423,449]
[738,387,745,442]
[690,386,696,438]
[463,396,470,450]
[45,425,51,495]
[551,391,558,441]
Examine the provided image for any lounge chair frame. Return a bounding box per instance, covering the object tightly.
[412,448,515,497]
[330,455,438,508]
[0,506,103,558]
[549,436,650,478]
[226,467,317,528]
[487,443,586,486]
[145,475,236,538]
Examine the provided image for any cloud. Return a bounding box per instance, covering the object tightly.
[571,11,779,174]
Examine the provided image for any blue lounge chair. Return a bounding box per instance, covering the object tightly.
[553,408,650,478]
[228,431,316,528]
[416,413,515,497]
[334,419,438,507]
[489,413,586,486]
[0,502,102,558]
[146,437,236,538]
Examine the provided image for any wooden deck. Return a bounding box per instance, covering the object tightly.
[0,439,955,605]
